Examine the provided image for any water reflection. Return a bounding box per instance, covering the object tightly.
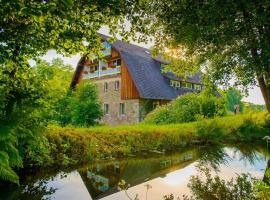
[0,145,269,200]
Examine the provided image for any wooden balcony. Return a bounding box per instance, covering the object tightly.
[83,66,121,79]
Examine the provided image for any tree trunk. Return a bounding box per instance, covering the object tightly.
[257,76,270,112]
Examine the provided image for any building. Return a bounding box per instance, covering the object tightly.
[70,35,203,125]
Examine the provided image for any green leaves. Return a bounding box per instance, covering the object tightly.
[132,0,270,110]
[62,0,73,8]
[57,82,102,127]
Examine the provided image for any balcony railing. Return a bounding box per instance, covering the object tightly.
[83,66,121,79]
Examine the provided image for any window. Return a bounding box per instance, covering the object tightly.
[170,80,180,89]
[181,82,192,89]
[194,84,202,90]
[170,80,174,87]
[113,59,121,67]
[104,82,108,92]
[104,104,109,115]
[119,103,125,115]
[175,81,181,89]
[114,80,120,91]
[90,65,98,72]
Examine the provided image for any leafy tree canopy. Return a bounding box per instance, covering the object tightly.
[0,0,131,63]
[130,0,270,111]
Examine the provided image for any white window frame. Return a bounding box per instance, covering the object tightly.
[119,103,126,115]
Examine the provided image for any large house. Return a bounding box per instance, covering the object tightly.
[70,35,203,125]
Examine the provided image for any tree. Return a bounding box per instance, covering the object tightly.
[0,0,133,121]
[1,0,131,63]
[0,0,131,184]
[35,58,73,121]
[130,1,270,112]
[225,87,244,113]
[58,82,103,126]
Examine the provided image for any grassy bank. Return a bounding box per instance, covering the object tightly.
[39,112,270,167]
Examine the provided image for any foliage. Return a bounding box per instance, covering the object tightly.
[225,87,244,113]
[130,0,270,111]
[195,119,225,145]
[39,113,267,168]
[172,93,201,122]
[0,126,22,185]
[0,58,73,184]
[57,82,103,126]
[0,58,47,184]
[164,166,270,200]
[244,102,266,113]
[35,58,73,122]
[144,93,225,125]
[188,168,255,199]
[0,0,132,64]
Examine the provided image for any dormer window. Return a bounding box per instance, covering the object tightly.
[170,80,181,89]
[170,80,196,90]
[181,82,192,89]
[194,84,202,90]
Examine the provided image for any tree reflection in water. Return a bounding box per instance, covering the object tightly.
[117,145,270,200]
[163,145,270,200]
[1,178,57,200]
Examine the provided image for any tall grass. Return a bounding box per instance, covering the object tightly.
[42,112,269,167]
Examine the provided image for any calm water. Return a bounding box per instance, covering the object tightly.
[1,145,269,200]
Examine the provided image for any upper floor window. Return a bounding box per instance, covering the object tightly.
[113,59,121,67]
[170,80,195,90]
[170,80,180,89]
[181,82,192,89]
[104,104,109,115]
[104,82,108,92]
[119,103,125,115]
[194,84,202,90]
[115,80,120,91]
[90,65,98,72]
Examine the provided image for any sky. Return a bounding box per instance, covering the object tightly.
[37,27,265,105]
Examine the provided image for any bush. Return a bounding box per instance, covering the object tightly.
[145,93,226,125]
[195,119,225,144]
[143,104,175,124]
[57,83,102,127]
[172,93,201,122]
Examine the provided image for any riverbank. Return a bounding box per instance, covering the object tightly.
[42,112,269,167]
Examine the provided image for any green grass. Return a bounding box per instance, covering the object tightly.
[43,112,269,167]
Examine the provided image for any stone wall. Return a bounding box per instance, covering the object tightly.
[93,76,140,125]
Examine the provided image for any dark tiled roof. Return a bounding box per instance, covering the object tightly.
[164,71,202,84]
[99,34,202,100]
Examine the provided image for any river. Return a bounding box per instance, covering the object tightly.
[0,144,269,200]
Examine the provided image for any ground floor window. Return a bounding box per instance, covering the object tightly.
[115,80,120,91]
[104,104,109,115]
[119,103,125,115]
[104,82,108,92]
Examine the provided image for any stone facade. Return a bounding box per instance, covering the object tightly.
[93,76,140,125]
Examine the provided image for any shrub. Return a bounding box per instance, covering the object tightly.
[145,93,226,125]
[143,104,175,124]
[171,93,201,122]
[195,119,225,144]
[57,83,102,127]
